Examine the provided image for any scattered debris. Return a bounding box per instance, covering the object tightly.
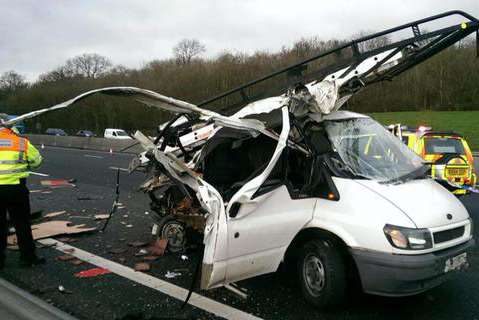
[127,240,149,248]
[134,262,151,272]
[142,255,159,261]
[44,211,66,218]
[147,239,167,256]
[68,178,77,183]
[144,211,149,215]
[224,284,248,300]
[74,267,111,278]
[94,214,110,220]
[56,255,76,262]
[126,224,133,228]
[70,259,84,266]
[134,249,148,257]
[180,255,188,261]
[7,221,96,245]
[58,285,73,294]
[165,271,181,279]
[108,248,128,254]
[41,179,75,188]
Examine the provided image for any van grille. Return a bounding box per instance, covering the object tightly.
[433,226,465,244]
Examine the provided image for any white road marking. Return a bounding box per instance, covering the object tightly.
[39,238,262,320]
[108,166,129,172]
[84,154,104,159]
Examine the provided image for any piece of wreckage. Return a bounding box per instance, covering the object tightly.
[3,11,478,308]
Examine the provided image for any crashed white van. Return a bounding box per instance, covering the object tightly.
[2,10,477,308]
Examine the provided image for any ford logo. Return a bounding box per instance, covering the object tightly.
[447,214,453,220]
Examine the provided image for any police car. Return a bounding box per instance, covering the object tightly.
[389,124,476,195]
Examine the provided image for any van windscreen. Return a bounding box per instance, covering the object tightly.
[325,118,426,183]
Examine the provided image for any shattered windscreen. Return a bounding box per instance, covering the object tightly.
[325,117,426,183]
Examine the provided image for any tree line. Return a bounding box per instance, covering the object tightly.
[0,36,477,135]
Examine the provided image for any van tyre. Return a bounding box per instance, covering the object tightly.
[297,239,347,308]
[157,216,186,253]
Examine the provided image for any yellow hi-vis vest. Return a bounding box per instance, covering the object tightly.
[0,128,42,185]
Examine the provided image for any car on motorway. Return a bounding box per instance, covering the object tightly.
[76,130,96,137]
[388,124,476,195]
[104,128,132,140]
[45,128,67,136]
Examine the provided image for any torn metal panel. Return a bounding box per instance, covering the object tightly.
[226,106,290,216]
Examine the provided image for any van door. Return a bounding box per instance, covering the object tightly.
[221,107,316,284]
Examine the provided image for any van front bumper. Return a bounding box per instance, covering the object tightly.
[349,239,474,297]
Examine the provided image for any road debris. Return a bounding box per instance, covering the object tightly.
[44,211,67,218]
[58,285,73,294]
[40,179,75,188]
[128,240,149,248]
[74,267,111,278]
[94,214,110,220]
[134,262,151,272]
[165,271,181,279]
[147,239,167,256]
[7,221,96,245]
[180,255,188,261]
[142,255,159,261]
[56,255,76,262]
[134,249,148,257]
[70,259,84,266]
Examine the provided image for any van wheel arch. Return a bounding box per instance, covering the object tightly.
[283,228,361,292]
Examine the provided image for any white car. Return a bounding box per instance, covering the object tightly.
[104,128,132,140]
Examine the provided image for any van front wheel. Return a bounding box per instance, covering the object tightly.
[297,239,347,308]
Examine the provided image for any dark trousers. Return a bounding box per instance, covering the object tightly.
[0,180,36,261]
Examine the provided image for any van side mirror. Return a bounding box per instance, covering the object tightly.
[229,202,241,218]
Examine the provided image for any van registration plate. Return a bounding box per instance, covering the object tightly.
[444,252,467,273]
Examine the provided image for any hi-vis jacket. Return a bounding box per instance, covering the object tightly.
[0,128,42,185]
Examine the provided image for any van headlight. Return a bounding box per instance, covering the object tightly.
[383,224,432,250]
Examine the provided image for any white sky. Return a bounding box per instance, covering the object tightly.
[1,0,478,81]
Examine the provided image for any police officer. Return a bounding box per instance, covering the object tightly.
[0,114,44,269]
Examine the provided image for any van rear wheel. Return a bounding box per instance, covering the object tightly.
[297,239,347,308]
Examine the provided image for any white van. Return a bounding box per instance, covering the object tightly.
[142,105,473,307]
[104,128,132,140]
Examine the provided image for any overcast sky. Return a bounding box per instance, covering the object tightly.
[1,0,478,81]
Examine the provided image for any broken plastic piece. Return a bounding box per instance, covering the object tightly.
[44,211,66,218]
[148,239,167,256]
[7,221,96,245]
[40,179,75,187]
[94,214,110,220]
[74,267,111,278]
[134,262,151,272]
[165,271,181,279]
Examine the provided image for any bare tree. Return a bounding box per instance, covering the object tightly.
[38,66,75,83]
[173,39,206,64]
[0,71,27,91]
[64,53,112,78]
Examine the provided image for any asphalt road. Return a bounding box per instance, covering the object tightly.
[0,146,478,320]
